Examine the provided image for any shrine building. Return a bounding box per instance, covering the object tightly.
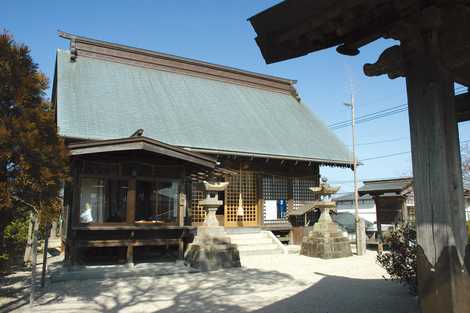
[53,32,351,264]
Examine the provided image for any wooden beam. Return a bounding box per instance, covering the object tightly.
[76,239,180,247]
[405,39,469,312]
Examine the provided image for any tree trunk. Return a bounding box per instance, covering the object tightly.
[24,212,33,264]
[41,223,51,288]
[29,214,39,307]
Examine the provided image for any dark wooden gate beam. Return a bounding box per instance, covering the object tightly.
[402,20,470,311]
[360,7,470,313]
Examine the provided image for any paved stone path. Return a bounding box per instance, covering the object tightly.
[9,250,418,313]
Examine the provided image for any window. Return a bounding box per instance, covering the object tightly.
[79,178,127,223]
[135,180,178,224]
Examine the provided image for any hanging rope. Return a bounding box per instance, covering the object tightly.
[237,164,245,217]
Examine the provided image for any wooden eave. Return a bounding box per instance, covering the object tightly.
[67,136,218,169]
[58,31,300,99]
[249,0,406,63]
[183,146,353,168]
[358,177,413,197]
[249,0,470,86]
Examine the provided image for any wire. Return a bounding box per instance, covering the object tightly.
[329,104,408,130]
[361,151,411,161]
[353,139,470,161]
[329,104,406,127]
[348,137,409,147]
[330,87,468,130]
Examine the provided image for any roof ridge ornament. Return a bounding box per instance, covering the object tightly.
[130,129,144,137]
[69,36,77,62]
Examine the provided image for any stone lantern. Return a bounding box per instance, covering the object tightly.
[300,178,352,259]
[184,181,241,271]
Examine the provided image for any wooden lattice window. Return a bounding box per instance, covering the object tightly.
[293,177,319,211]
[190,182,206,224]
[262,176,290,223]
[225,171,258,226]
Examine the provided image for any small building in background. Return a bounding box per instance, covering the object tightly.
[334,192,376,224]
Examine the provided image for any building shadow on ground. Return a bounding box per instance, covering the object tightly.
[33,266,297,313]
[251,272,419,313]
[29,264,419,313]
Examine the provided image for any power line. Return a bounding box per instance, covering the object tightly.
[351,139,470,161]
[330,87,468,130]
[329,104,406,127]
[361,151,411,161]
[348,137,409,147]
[329,104,408,130]
[348,137,469,148]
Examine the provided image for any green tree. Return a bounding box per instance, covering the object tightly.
[0,31,68,269]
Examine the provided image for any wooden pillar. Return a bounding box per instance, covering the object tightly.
[287,177,293,219]
[374,196,384,253]
[177,176,187,260]
[400,197,408,224]
[257,174,264,226]
[178,184,186,227]
[70,160,81,265]
[126,179,136,265]
[178,239,184,260]
[376,221,383,254]
[127,179,136,224]
[405,43,469,312]
[126,245,134,265]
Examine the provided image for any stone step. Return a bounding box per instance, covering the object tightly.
[236,243,279,252]
[227,233,267,240]
[238,247,282,256]
[224,227,261,234]
[225,230,285,256]
[286,245,301,254]
[230,238,274,246]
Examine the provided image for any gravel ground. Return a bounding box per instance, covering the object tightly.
[9,250,418,313]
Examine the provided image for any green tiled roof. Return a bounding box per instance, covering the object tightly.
[55,49,351,164]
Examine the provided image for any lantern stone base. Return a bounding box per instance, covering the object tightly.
[184,235,241,272]
[186,183,240,271]
[300,209,352,259]
[300,231,353,259]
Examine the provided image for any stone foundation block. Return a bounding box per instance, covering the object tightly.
[184,240,241,272]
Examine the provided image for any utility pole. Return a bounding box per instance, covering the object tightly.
[344,94,365,256]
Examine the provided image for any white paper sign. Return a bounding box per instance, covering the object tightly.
[264,200,278,220]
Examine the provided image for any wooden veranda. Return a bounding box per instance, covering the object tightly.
[249,1,470,312]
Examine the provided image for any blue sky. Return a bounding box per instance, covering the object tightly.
[3,0,469,193]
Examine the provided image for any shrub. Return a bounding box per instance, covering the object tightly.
[377,223,417,294]
[0,217,29,271]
